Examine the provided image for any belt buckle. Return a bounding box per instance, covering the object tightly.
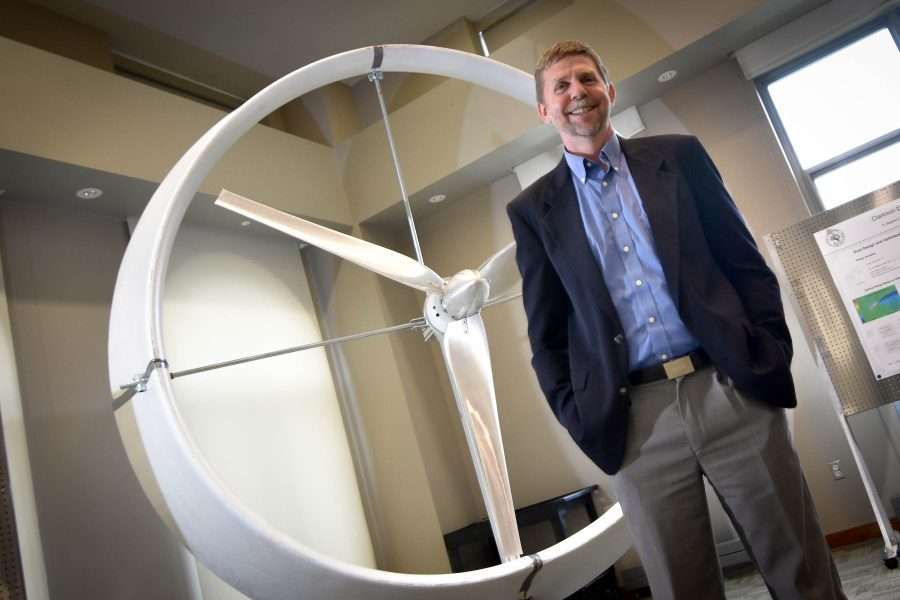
[662,355,694,379]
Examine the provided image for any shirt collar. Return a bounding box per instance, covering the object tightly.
[563,131,623,181]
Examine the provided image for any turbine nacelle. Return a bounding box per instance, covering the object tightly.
[423,270,490,340]
[442,269,490,320]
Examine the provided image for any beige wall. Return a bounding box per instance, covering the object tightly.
[360,223,488,534]
[0,202,198,599]
[1,0,332,145]
[488,0,673,78]
[303,245,451,573]
[349,18,480,129]
[484,0,766,71]
[614,0,765,50]
[341,79,534,223]
[388,18,482,114]
[0,36,351,226]
[302,84,363,146]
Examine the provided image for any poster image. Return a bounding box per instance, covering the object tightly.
[815,197,900,380]
[853,285,900,324]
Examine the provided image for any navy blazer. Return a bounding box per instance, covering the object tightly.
[507,134,795,474]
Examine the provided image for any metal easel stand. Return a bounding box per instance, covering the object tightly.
[814,344,899,569]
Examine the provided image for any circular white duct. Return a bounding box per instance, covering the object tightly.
[108,44,631,600]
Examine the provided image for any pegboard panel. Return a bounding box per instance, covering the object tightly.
[767,180,900,416]
[0,417,26,599]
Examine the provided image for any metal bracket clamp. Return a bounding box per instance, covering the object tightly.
[370,45,384,70]
[518,554,543,599]
[112,358,169,411]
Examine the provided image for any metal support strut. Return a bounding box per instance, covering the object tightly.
[368,64,425,265]
[816,344,899,567]
[170,318,424,380]
[111,319,426,410]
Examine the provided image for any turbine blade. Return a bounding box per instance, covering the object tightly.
[477,242,520,301]
[216,190,444,292]
[440,314,522,562]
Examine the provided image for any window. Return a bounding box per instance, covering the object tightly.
[758,13,900,212]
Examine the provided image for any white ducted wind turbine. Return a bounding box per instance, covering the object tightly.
[107,44,629,600]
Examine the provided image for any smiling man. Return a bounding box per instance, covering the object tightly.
[507,41,845,599]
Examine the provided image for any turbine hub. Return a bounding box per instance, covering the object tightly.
[423,291,453,337]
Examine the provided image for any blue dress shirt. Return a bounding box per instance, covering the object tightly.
[565,134,699,371]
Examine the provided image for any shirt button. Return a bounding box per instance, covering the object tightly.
[623,245,630,253]
[613,334,624,344]
[611,212,619,219]
[661,353,669,361]
[635,279,643,287]
[618,386,627,396]
[648,315,657,324]
[602,180,609,187]
[612,166,619,172]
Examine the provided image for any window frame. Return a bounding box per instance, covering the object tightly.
[756,9,900,214]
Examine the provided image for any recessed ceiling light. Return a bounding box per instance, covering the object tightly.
[657,70,678,83]
[240,220,251,227]
[428,194,447,204]
[76,187,103,199]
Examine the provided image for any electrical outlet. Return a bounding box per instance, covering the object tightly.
[829,460,845,480]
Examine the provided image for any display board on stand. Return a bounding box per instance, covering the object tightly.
[766,180,900,416]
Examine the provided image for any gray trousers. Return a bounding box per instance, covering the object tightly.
[612,366,846,600]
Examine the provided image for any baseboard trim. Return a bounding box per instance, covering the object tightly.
[826,519,900,549]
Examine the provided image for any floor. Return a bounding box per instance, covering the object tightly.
[722,538,899,599]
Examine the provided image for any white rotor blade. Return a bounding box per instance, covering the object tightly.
[216,190,444,292]
[440,314,522,562]
[477,242,520,302]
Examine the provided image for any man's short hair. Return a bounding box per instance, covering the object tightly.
[534,40,609,103]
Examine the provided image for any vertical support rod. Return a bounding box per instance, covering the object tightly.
[816,346,899,559]
[368,70,424,265]
[478,30,491,57]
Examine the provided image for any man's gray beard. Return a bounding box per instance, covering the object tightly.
[565,120,606,138]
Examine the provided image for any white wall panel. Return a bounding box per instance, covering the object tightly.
[0,244,49,600]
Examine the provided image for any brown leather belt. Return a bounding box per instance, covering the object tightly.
[628,348,711,386]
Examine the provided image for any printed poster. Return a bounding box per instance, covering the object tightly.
[814,197,900,380]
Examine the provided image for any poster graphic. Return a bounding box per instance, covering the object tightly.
[815,197,900,380]
[853,285,900,324]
